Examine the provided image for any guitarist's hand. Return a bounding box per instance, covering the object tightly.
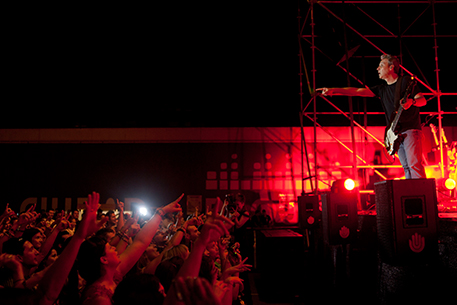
[401,97,415,110]
[316,87,331,96]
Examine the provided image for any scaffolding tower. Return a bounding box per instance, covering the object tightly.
[298,0,457,194]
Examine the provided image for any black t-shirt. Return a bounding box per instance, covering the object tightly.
[370,76,422,133]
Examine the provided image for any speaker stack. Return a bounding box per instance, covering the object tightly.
[375,178,438,265]
[321,192,358,245]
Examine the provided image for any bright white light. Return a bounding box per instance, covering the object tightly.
[344,178,356,191]
[139,207,148,216]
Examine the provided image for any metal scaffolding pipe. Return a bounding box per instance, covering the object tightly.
[432,1,445,177]
[311,2,318,194]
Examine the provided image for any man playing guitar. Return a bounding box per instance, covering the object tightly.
[317,54,427,179]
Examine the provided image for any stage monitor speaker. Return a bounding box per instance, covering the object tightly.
[375,178,438,265]
[298,195,320,229]
[321,192,358,245]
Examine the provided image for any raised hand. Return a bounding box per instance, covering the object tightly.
[17,203,36,227]
[121,213,139,232]
[218,237,229,252]
[1,203,16,219]
[126,223,140,238]
[199,214,234,245]
[162,193,184,214]
[222,257,251,280]
[116,199,124,211]
[55,212,70,231]
[202,197,234,244]
[75,192,108,239]
[316,87,330,96]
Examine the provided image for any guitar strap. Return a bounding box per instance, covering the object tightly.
[394,75,404,111]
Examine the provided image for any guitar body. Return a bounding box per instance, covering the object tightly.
[384,124,405,156]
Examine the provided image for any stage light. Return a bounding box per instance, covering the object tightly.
[444,178,456,190]
[139,207,148,216]
[344,178,355,191]
[331,178,357,193]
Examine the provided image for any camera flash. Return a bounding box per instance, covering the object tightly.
[139,207,148,216]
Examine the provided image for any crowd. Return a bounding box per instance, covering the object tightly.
[0,192,252,305]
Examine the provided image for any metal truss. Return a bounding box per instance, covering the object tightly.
[298,0,457,194]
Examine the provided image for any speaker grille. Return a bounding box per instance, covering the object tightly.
[375,180,396,262]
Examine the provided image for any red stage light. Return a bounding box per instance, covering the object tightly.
[331,178,357,193]
[444,178,456,190]
[344,178,356,191]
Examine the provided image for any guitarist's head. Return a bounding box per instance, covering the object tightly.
[378,54,400,83]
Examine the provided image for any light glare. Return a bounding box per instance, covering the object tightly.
[444,178,456,190]
[139,207,148,216]
[344,178,355,191]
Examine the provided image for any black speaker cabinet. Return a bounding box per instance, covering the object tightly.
[255,229,305,301]
[375,179,438,265]
[298,195,321,229]
[321,192,358,245]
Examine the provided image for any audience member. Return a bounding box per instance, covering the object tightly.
[0,192,252,305]
[45,209,56,229]
[77,193,183,304]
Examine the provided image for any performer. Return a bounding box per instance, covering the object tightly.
[317,54,427,179]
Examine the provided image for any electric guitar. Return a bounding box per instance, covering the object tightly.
[384,76,417,156]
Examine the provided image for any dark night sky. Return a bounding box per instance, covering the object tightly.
[2,1,456,129]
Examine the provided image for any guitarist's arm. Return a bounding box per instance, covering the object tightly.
[316,87,375,98]
[402,93,426,110]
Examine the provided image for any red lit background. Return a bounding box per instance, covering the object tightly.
[1,125,455,219]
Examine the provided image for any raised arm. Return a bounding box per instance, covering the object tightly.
[37,192,108,305]
[115,199,125,232]
[0,203,18,252]
[164,207,234,305]
[11,204,37,238]
[116,194,184,277]
[0,203,16,224]
[142,219,192,274]
[316,87,375,98]
[37,212,70,264]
